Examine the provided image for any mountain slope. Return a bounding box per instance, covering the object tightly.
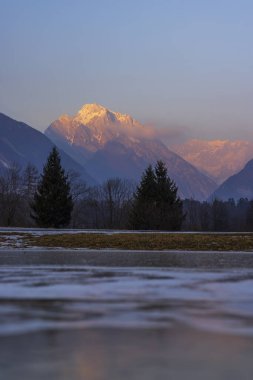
[46,103,151,165]
[210,160,253,201]
[46,104,217,200]
[0,113,95,184]
[172,139,253,184]
[86,136,216,200]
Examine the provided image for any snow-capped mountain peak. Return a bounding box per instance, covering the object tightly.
[73,103,140,129]
[47,103,148,154]
[74,103,114,125]
[45,104,217,200]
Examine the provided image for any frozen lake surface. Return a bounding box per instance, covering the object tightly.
[1,265,253,336]
[1,261,253,379]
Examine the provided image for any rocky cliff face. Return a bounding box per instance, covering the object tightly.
[45,104,217,200]
[172,139,253,184]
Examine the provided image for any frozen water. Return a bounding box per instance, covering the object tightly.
[1,265,253,336]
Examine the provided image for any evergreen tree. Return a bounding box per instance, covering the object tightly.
[211,199,228,231]
[130,165,157,229]
[154,161,184,230]
[246,200,253,231]
[31,147,73,228]
[130,161,184,230]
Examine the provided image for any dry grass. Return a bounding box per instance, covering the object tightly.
[24,232,253,251]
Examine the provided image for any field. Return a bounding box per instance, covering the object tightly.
[1,231,253,251]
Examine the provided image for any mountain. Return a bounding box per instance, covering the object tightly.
[45,103,151,164]
[210,159,253,201]
[46,104,217,200]
[172,139,253,184]
[0,112,95,184]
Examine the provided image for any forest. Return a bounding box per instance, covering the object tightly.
[0,148,253,232]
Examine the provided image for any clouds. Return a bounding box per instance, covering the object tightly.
[144,122,192,146]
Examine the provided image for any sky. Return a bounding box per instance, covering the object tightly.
[1,0,253,142]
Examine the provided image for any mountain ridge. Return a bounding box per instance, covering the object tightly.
[45,104,217,200]
[172,138,253,184]
[210,159,253,201]
[0,112,95,184]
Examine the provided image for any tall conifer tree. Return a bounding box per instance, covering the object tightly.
[130,165,157,229]
[130,161,184,230]
[154,160,184,230]
[31,147,73,227]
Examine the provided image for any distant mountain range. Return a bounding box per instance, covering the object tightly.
[46,104,217,200]
[2,104,253,201]
[0,113,95,184]
[172,139,253,184]
[210,159,253,201]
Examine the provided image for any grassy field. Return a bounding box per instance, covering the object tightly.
[1,231,253,251]
[17,232,253,251]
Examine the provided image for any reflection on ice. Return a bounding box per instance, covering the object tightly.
[1,266,253,336]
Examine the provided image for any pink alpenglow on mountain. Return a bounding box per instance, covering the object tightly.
[172,139,253,184]
[45,104,217,200]
[47,104,152,156]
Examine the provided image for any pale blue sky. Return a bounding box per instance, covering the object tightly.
[1,0,253,142]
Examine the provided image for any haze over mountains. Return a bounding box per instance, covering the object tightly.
[172,139,253,184]
[46,104,217,200]
[210,159,253,201]
[1,103,253,201]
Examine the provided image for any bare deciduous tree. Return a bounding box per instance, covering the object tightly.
[0,163,23,226]
[93,178,134,228]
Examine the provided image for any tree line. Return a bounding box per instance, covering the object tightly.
[0,147,253,231]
